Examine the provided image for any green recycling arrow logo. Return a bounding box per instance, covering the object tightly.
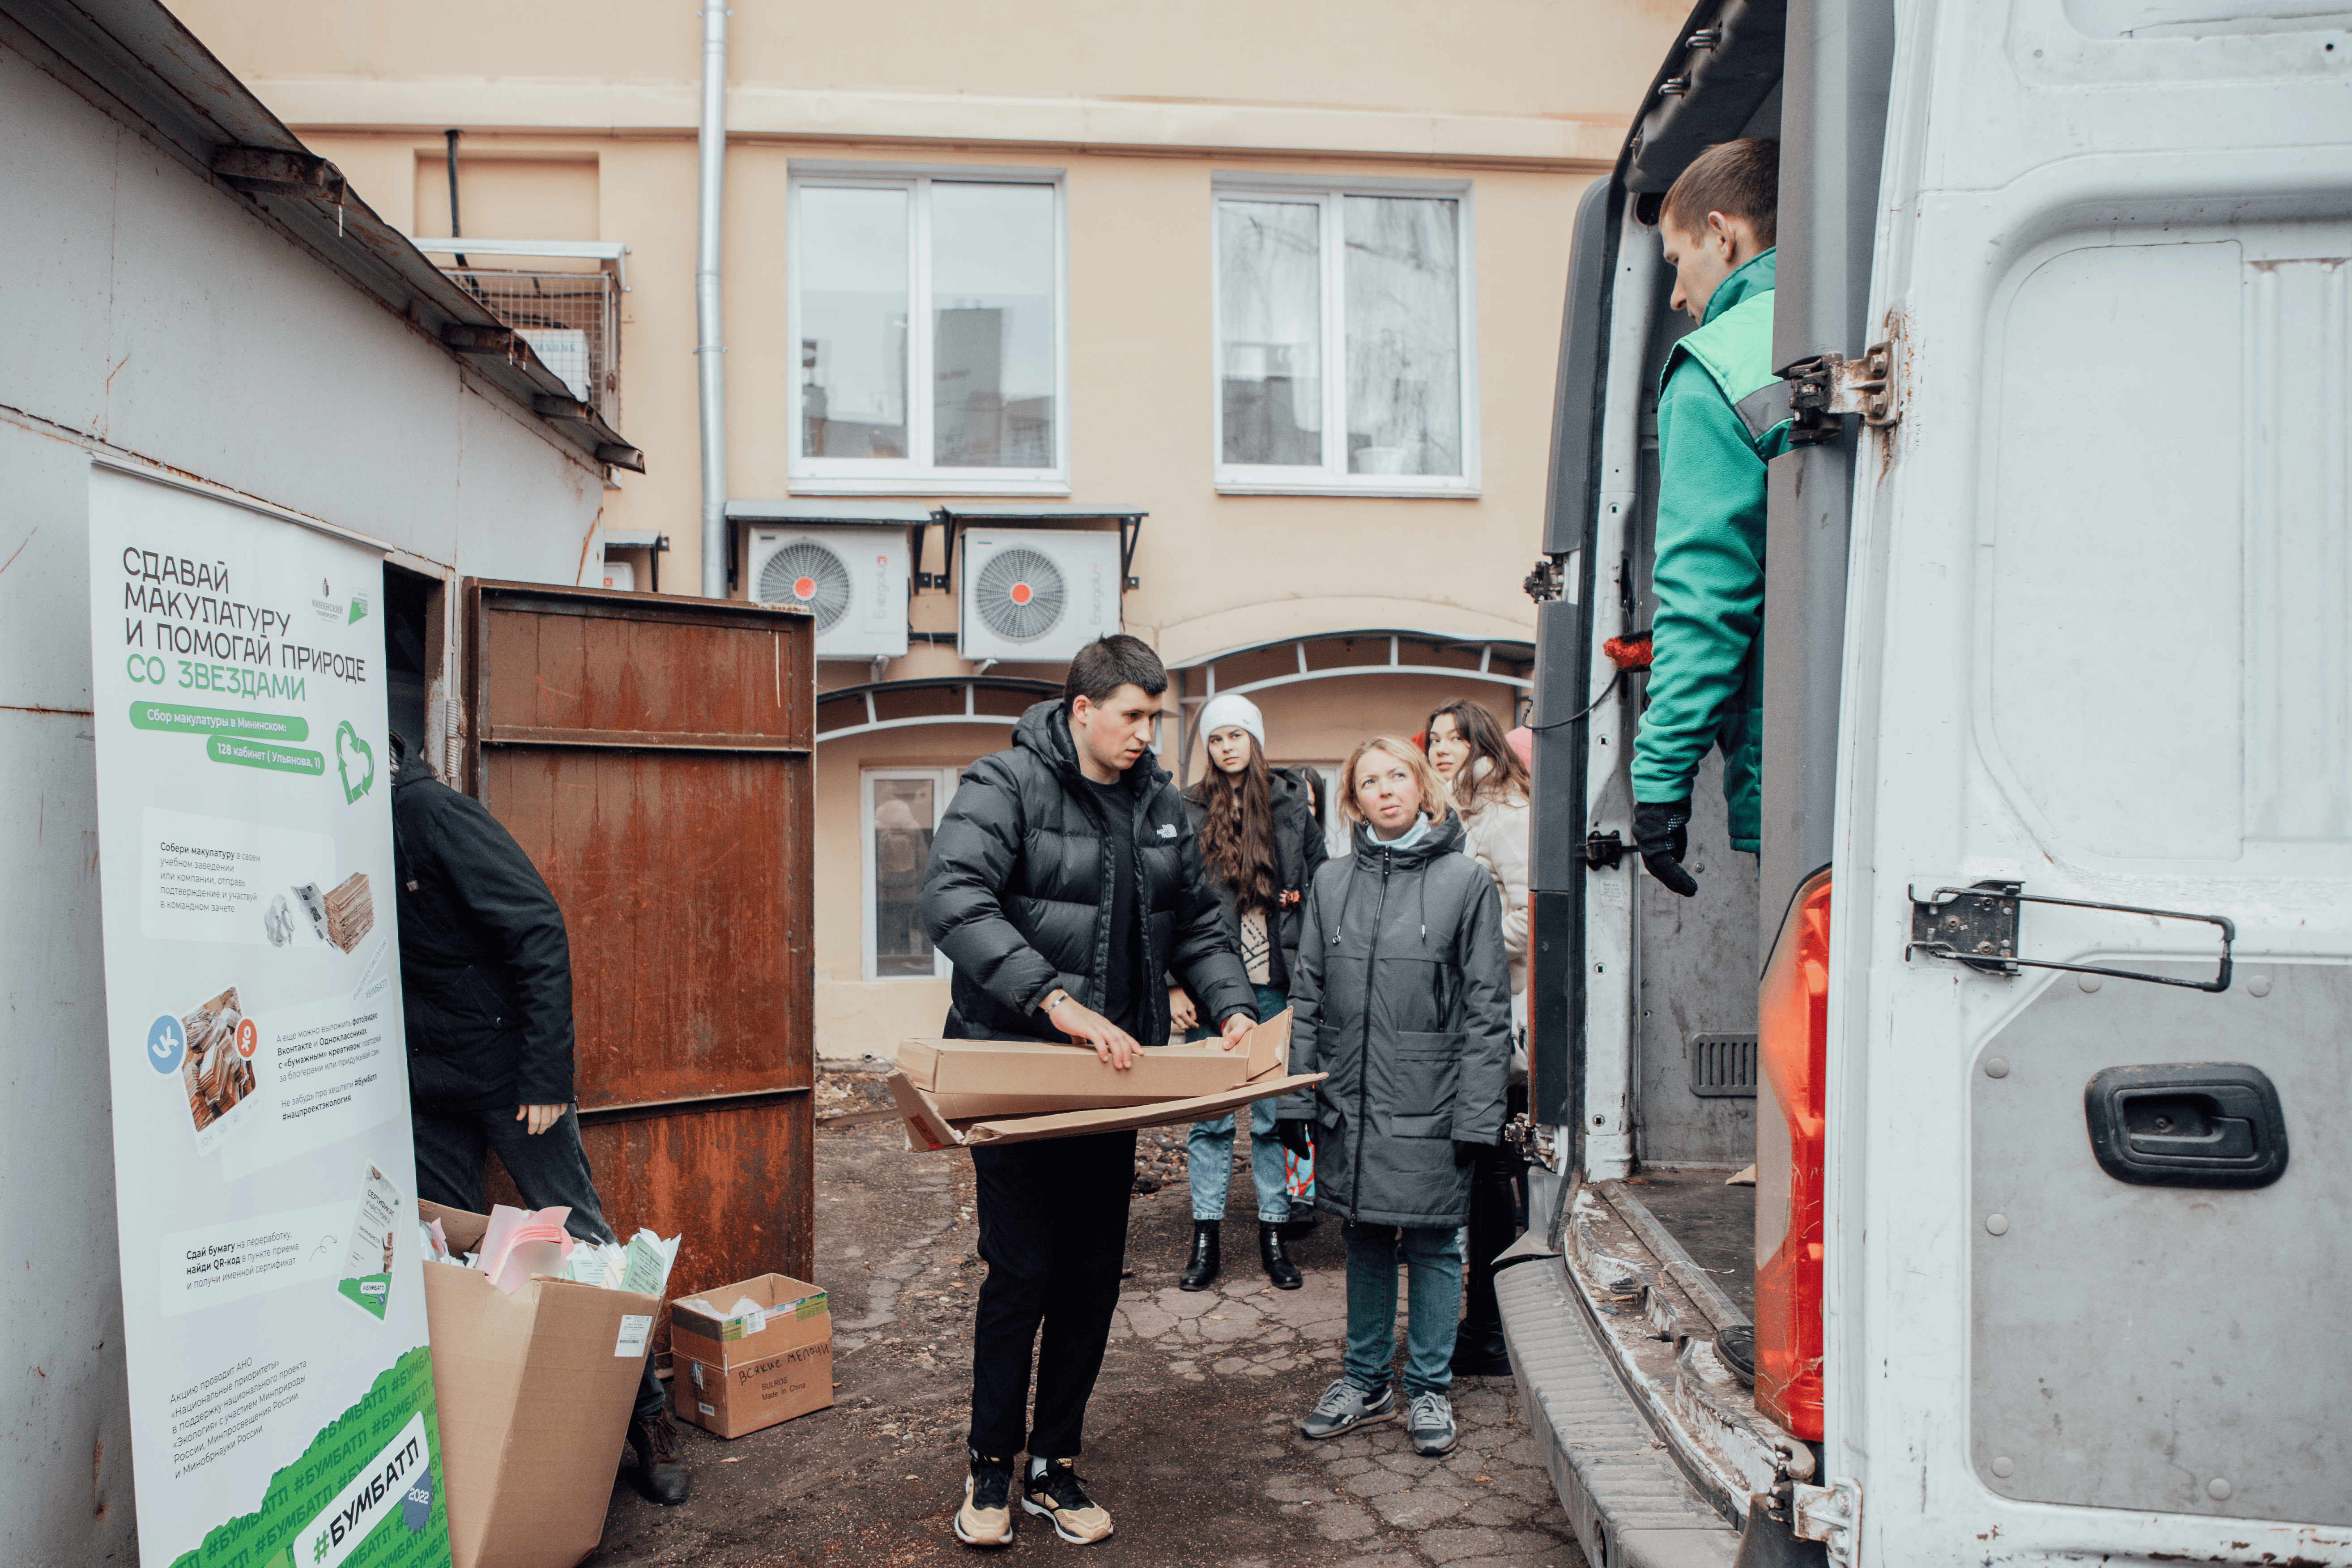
[335,721,376,804]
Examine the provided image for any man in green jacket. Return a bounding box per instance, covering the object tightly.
[1632,137,1790,897]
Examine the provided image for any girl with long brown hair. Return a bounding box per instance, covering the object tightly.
[1421,696,1533,1377]
[1170,693,1327,1291]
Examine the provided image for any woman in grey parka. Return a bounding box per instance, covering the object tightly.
[1279,736,1512,1460]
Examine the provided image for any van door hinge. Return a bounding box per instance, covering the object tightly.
[1582,830,1625,869]
[1791,1477,1861,1568]
[1781,339,1898,445]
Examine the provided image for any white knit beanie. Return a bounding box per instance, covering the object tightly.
[1196,692,1266,752]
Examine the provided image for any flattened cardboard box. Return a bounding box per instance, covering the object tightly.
[888,1010,1321,1150]
[418,1201,661,1568]
[669,1272,834,1439]
[891,1068,1327,1150]
[889,1012,1287,1119]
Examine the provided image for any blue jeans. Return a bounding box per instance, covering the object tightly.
[1342,1220,1462,1399]
[1185,985,1290,1223]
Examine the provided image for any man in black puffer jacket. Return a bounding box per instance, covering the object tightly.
[920,635,1256,1550]
[388,735,690,1507]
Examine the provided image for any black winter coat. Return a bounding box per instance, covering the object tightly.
[920,700,1257,1047]
[1179,767,1329,993]
[1277,814,1513,1229]
[392,765,575,1111]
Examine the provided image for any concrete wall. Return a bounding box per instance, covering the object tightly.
[0,28,605,1557]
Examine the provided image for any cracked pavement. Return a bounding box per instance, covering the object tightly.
[586,1074,1585,1568]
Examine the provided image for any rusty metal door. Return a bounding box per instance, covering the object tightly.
[460,579,815,1295]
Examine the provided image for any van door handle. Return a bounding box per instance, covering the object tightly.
[2084,1063,2288,1189]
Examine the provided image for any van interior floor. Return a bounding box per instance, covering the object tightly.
[1621,1166,1755,1320]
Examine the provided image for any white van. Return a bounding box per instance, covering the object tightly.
[1502,3,2352,1564]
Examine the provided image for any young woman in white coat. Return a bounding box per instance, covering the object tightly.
[1422,698,1532,1376]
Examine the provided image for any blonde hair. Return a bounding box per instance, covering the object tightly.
[1339,736,1454,828]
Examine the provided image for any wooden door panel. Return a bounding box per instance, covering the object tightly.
[464,579,814,1300]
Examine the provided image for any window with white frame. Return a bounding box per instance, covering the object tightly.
[1214,180,1478,494]
[792,170,1066,493]
[863,767,960,979]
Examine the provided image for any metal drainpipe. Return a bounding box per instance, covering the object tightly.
[695,3,730,599]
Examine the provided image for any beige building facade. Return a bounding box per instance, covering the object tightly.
[172,0,1682,1052]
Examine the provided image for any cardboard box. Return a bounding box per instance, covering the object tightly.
[669,1273,834,1438]
[889,1010,1325,1150]
[418,1202,661,1568]
[890,1018,1279,1119]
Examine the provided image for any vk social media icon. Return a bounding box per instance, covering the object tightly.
[146,1014,186,1075]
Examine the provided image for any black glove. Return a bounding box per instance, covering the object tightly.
[1453,1140,1483,1167]
[1275,1119,1314,1161]
[1633,797,1699,898]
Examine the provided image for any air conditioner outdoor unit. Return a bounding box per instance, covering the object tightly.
[957,529,1123,663]
[748,524,910,660]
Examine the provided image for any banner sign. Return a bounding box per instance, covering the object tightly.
[87,469,450,1568]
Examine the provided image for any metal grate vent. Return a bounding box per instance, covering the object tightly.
[1689,1032,1758,1098]
[441,267,618,409]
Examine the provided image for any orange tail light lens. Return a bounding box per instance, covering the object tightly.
[1754,869,1831,1439]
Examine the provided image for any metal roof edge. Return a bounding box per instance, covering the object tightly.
[0,0,641,476]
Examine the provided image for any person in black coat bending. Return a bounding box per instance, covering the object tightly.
[388,734,690,1507]
[920,636,1257,1550]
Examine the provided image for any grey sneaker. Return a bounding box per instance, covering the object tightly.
[1299,1378,1395,1440]
[1407,1391,1457,1456]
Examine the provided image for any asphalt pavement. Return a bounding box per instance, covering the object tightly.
[584,1070,1586,1568]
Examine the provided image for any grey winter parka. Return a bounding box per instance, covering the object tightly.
[1179,767,1329,992]
[1277,814,1513,1229]
[920,699,1257,1046]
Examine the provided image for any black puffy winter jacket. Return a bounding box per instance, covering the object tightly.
[392,763,575,1111]
[920,700,1257,1047]
[1180,766,1329,993]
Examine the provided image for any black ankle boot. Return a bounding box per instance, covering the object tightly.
[1451,1318,1511,1376]
[1179,1220,1220,1291]
[1259,1223,1303,1290]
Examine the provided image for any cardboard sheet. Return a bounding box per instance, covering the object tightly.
[889,1067,1325,1150]
[892,1024,1272,1116]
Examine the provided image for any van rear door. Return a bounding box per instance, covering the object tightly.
[1830,5,2352,1563]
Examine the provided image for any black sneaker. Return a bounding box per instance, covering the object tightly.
[1022,1457,1113,1543]
[956,1449,1016,1548]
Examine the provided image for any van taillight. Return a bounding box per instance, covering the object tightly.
[1755,869,1831,1439]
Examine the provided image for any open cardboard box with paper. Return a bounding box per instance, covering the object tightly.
[887,1009,1326,1150]
[418,1200,662,1568]
[668,1273,834,1438]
